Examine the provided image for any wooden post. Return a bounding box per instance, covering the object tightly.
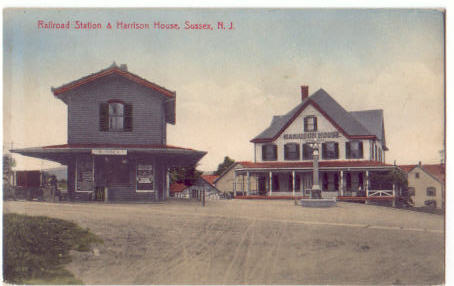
[365,170,369,204]
[246,171,250,196]
[104,187,108,202]
[392,183,396,207]
[339,170,344,197]
[292,171,296,198]
[269,171,273,196]
[233,171,237,197]
[202,189,205,207]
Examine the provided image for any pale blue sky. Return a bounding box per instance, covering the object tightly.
[3,8,445,170]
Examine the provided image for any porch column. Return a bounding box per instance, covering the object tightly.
[292,170,296,197]
[269,171,273,196]
[339,170,344,196]
[365,170,369,204]
[246,171,250,196]
[392,183,396,207]
[234,171,237,197]
[166,169,170,200]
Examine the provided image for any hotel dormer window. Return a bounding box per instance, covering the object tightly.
[262,144,277,161]
[284,143,300,160]
[322,141,339,160]
[346,141,363,159]
[100,101,133,132]
[304,116,317,132]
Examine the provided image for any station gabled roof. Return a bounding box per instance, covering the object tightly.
[51,63,176,124]
[251,89,385,144]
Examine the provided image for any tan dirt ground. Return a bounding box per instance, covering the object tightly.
[4,200,444,285]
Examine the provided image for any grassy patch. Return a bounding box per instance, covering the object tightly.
[3,213,102,284]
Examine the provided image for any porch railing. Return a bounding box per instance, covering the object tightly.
[368,189,393,197]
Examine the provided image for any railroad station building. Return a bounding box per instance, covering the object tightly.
[12,63,206,201]
[233,86,398,202]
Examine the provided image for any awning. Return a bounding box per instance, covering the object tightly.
[11,143,207,167]
[234,160,396,173]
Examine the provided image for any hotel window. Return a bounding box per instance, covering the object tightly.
[284,143,300,160]
[346,141,363,159]
[322,142,339,160]
[426,187,436,197]
[302,144,314,160]
[99,101,133,132]
[304,116,317,132]
[262,144,277,161]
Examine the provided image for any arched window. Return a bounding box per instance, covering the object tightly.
[109,102,124,130]
[99,100,133,132]
[284,143,300,160]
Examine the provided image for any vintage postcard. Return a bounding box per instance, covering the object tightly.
[3,8,445,285]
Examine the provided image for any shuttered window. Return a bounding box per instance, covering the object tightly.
[99,103,109,131]
[346,141,363,159]
[99,101,133,132]
[302,144,313,160]
[262,144,277,161]
[322,142,339,160]
[284,143,300,160]
[304,116,317,132]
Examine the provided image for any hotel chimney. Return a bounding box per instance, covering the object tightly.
[301,85,309,101]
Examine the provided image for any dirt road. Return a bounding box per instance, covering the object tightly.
[4,200,444,284]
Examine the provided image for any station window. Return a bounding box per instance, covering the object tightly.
[304,116,317,132]
[100,100,133,132]
[346,141,363,159]
[262,144,277,161]
[322,142,339,160]
[284,143,300,160]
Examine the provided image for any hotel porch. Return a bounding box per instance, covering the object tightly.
[233,161,398,204]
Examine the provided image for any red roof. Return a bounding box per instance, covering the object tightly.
[170,183,187,193]
[237,160,393,169]
[201,175,219,186]
[400,164,445,183]
[52,64,175,98]
[42,143,196,151]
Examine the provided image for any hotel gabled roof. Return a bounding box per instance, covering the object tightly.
[251,89,384,144]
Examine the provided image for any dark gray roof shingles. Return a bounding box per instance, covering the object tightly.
[252,88,381,141]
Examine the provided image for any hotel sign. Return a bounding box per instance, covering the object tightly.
[283,131,340,140]
[91,149,127,155]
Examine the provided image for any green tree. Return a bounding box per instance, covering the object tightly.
[215,156,235,176]
[3,154,16,200]
[169,165,202,186]
[370,168,411,207]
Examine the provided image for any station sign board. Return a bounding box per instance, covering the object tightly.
[91,149,127,155]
